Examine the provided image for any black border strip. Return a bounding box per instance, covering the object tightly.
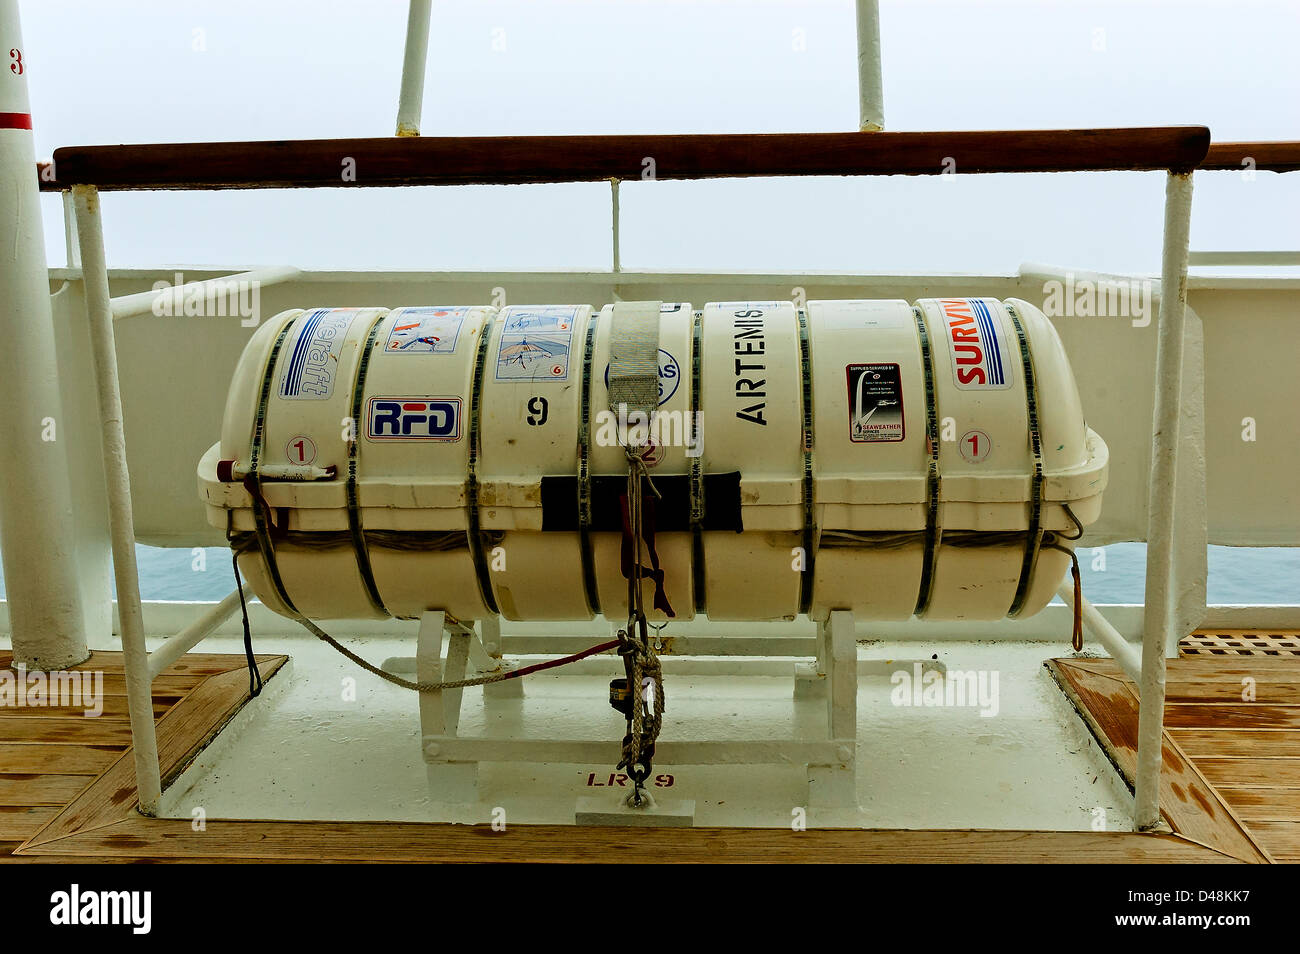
[465,313,500,616]
[1004,300,1045,617]
[344,311,391,617]
[576,316,601,615]
[689,308,706,614]
[247,313,303,616]
[912,305,943,616]
[797,307,816,615]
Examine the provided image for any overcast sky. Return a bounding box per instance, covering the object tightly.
[24,0,1300,274]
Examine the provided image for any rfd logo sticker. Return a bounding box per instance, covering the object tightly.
[366,397,461,441]
[938,298,1012,390]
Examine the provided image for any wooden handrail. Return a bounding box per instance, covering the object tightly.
[1200,141,1300,173]
[36,127,1211,192]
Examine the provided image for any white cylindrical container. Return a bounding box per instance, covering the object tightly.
[201,298,1108,624]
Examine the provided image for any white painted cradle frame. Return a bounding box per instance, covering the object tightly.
[401,609,860,808]
[35,1,1216,830]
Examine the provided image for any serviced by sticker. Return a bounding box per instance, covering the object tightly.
[847,363,904,442]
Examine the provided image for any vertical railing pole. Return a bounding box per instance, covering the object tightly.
[396,0,433,136]
[610,177,621,273]
[0,0,90,670]
[1134,171,1195,831]
[854,0,885,131]
[71,184,162,815]
[62,191,81,268]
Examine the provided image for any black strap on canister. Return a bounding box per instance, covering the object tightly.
[245,313,303,616]
[796,307,816,615]
[344,311,391,617]
[465,315,500,616]
[576,318,602,615]
[911,305,943,616]
[689,308,706,614]
[1004,300,1046,618]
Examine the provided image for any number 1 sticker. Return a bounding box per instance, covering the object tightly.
[959,429,991,463]
[287,435,317,464]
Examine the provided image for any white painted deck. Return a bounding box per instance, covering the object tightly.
[147,634,1133,831]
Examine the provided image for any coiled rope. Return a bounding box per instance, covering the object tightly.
[616,445,666,803]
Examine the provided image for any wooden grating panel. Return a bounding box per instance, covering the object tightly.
[1182,630,1300,657]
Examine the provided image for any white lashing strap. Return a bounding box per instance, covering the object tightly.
[606,300,662,418]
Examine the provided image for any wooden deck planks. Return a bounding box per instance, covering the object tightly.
[25,663,287,847]
[1232,821,1300,861]
[26,817,1235,864]
[0,698,175,719]
[1047,659,1270,862]
[0,650,286,862]
[1214,787,1300,819]
[0,742,122,775]
[0,807,59,841]
[1197,758,1300,788]
[1050,654,1300,864]
[1172,730,1300,759]
[1165,705,1300,731]
[0,774,96,807]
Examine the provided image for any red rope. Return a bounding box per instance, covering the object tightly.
[503,638,623,680]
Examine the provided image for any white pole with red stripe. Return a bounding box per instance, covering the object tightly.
[0,0,89,669]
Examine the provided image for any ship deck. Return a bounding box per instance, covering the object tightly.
[1,640,1295,864]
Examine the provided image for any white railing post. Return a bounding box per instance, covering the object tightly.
[147,590,244,680]
[611,178,621,273]
[62,190,81,268]
[396,0,433,136]
[71,184,162,815]
[1134,171,1195,831]
[854,0,885,131]
[0,0,90,669]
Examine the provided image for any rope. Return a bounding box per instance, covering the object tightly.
[230,545,619,692]
[297,616,621,691]
[1041,503,1085,652]
[232,551,263,697]
[616,443,667,800]
[618,632,664,782]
